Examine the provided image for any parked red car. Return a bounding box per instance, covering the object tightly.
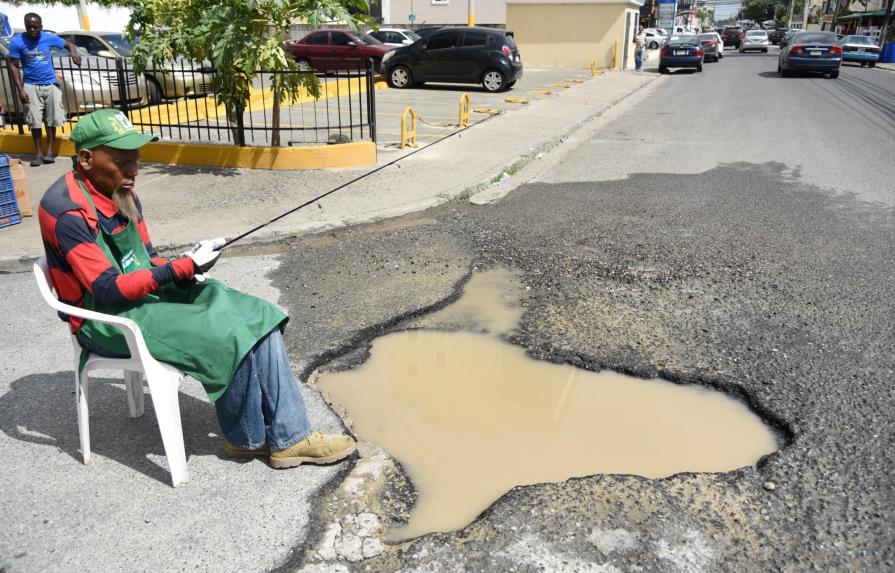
[284,29,394,72]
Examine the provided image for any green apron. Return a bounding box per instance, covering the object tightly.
[74,173,287,402]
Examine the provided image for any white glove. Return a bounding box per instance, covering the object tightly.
[185,237,225,282]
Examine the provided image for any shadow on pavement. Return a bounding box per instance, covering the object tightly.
[140,163,241,178]
[0,372,222,485]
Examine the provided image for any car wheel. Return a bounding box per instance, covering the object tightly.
[869,62,876,68]
[650,41,659,49]
[696,63,703,72]
[482,69,506,92]
[146,76,162,105]
[659,65,668,74]
[860,62,867,67]
[388,65,413,88]
[829,70,839,79]
[297,58,313,72]
[763,49,768,53]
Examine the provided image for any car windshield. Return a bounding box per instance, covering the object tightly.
[843,35,875,45]
[100,34,134,56]
[406,31,421,42]
[747,30,767,36]
[793,32,837,44]
[352,31,382,45]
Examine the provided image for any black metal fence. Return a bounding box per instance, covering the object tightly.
[0,56,376,147]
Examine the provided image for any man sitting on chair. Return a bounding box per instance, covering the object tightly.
[38,109,355,469]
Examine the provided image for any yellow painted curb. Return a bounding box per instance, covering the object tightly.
[0,133,376,171]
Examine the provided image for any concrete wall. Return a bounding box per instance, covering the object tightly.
[0,2,131,33]
[507,3,639,69]
[384,0,507,26]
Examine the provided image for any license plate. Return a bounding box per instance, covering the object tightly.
[809,50,822,56]
[674,50,687,56]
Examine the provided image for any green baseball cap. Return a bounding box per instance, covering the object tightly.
[70,109,158,151]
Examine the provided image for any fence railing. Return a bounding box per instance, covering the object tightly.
[0,56,376,147]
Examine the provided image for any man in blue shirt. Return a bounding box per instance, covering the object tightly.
[8,13,81,167]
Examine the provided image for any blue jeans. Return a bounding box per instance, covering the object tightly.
[214,329,312,451]
[635,49,644,71]
[78,328,312,452]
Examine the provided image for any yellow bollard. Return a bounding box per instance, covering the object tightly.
[458,93,471,128]
[400,106,417,149]
[613,40,619,70]
[591,59,597,76]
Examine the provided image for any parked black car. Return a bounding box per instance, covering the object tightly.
[382,27,523,92]
[722,27,743,49]
[659,34,704,73]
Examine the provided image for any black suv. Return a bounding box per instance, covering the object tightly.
[768,28,788,45]
[722,27,743,49]
[382,27,523,92]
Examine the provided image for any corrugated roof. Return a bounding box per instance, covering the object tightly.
[836,10,887,21]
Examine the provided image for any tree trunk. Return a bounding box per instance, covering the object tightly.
[271,76,282,148]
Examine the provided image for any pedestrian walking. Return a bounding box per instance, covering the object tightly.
[8,13,82,167]
[634,27,647,72]
[38,109,356,469]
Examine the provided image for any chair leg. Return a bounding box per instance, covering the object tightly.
[124,370,145,418]
[76,369,91,464]
[145,373,189,487]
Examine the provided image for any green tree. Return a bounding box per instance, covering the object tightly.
[127,0,372,147]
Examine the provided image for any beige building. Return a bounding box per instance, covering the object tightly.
[380,0,507,27]
[507,0,643,70]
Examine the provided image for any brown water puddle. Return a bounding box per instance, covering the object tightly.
[317,270,779,540]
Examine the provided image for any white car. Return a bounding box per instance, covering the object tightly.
[643,27,668,50]
[368,28,421,47]
[740,29,770,53]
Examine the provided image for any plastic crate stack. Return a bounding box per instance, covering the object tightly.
[0,154,21,229]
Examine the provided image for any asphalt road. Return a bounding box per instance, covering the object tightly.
[268,49,894,570]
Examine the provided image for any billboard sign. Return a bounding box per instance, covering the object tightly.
[657,0,677,30]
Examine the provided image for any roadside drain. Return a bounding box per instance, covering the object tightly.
[317,270,780,541]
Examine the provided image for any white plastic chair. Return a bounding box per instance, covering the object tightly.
[33,257,189,487]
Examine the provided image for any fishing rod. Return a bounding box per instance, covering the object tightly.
[220,110,503,251]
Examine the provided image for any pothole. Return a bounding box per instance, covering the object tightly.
[316,269,780,541]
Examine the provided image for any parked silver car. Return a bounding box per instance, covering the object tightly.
[740,29,770,53]
[60,31,214,104]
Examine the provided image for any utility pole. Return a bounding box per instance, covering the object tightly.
[787,0,796,28]
[76,0,90,30]
[468,0,475,26]
[801,0,811,30]
[879,0,894,47]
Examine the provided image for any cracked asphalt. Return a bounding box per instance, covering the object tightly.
[266,51,894,571]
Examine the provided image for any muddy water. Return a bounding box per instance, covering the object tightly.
[317,271,779,540]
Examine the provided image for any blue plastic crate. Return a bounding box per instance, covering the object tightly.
[0,211,21,229]
[0,154,21,229]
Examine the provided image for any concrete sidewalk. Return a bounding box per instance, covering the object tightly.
[0,68,657,273]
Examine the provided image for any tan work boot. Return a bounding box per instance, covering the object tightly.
[223,440,270,459]
[270,431,356,469]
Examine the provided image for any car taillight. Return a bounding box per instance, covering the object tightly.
[501,45,512,57]
[707,41,716,46]
[661,48,670,56]
[790,45,803,54]
[869,46,881,53]
[830,46,842,55]
[696,48,703,57]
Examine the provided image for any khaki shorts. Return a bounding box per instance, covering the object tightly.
[24,83,66,129]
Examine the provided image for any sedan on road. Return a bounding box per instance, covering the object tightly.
[839,35,881,67]
[740,29,770,53]
[644,28,668,49]
[722,27,743,49]
[382,27,522,92]
[698,32,724,61]
[778,31,842,78]
[659,35,704,73]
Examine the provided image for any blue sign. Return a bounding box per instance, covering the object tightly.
[409,13,416,21]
